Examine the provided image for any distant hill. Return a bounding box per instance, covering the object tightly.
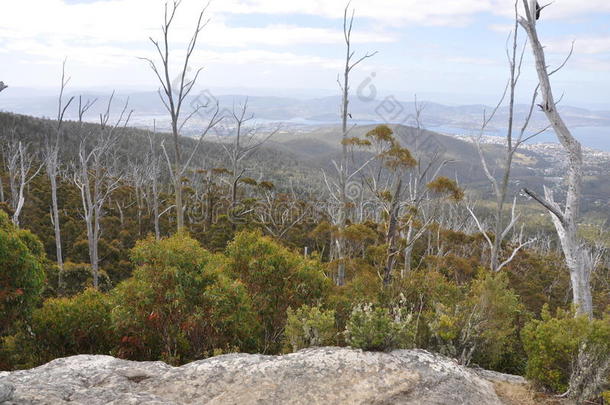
[1,111,609,220]
[2,91,610,145]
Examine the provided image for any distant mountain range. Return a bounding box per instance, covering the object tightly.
[2,91,610,150]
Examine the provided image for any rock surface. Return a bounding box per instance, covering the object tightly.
[0,347,523,404]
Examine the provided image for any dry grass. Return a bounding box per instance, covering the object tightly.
[493,381,567,405]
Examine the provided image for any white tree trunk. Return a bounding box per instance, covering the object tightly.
[520,0,593,316]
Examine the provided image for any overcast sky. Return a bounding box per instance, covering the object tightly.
[1,0,610,107]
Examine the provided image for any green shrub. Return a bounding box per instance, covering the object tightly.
[0,211,45,337]
[429,272,524,369]
[225,230,331,353]
[33,288,113,361]
[112,233,258,364]
[344,302,415,351]
[522,306,610,397]
[46,262,112,296]
[1,288,114,369]
[284,305,336,352]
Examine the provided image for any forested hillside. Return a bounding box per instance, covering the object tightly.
[0,109,609,401]
[1,0,610,403]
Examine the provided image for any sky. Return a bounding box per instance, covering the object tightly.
[1,0,610,108]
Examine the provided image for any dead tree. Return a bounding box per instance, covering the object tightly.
[357,125,416,285]
[2,139,42,227]
[220,99,277,208]
[468,3,544,272]
[142,0,221,232]
[395,99,453,276]
[519,0,593,317]
[256,184,309,241]
[126,160,147,235]
[146,126,164,240]
[43,61,78,286]
[73,93,131,289]
[331,2,378,286]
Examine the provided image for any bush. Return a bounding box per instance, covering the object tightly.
[46,262,112,296]
[284,305,336,352]
[225,230,331,353]
[344,302,415,351]
[0,211,45,337]
[428,272,524,370]
[112,233,258,364]
[33,288,113,361]
[1,288,113,369]
[522,306,610,398]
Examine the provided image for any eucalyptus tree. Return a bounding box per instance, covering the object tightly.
[142,0,221,232]
[73,93,131,289]
[146,127,165,240]
[43,61,78,285]
[220,99,278,208]
[393,101,453,276]
[467,2,544,273]
[519,0,593,317]
[356,124,462,284]
[1,139,42,227]
[330,2,377,286]
[359,125,416,285]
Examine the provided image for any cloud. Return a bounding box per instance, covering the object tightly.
[216,0,491,27]
[216,0,610,25]
[487,23,514,34]
[0,0,394,76]
[570,57,610,72]
[0,0,394,48]
[445,56,498,66]
[546,36,610,56]
[2,0,610,95]
[196,49,343,69]
[200,24,396,47]
[525,0,610,20]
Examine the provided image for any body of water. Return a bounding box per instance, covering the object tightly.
[429,125,610,152]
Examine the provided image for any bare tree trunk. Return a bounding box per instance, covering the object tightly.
[144,1,220,233]
[12,143,28,227]
[220,99,276,229]
[47,61,74,287]
[49,169,64,278]
[92,202,102,287]
[383,178,402,285]
[4,141,42,228]
[152,177,161,240]
[74,94,129,289]
[520,0,593,317]
[469,3,541,273]
[147,129,162,240]
[403,225,414,276]
[333,3,377,286]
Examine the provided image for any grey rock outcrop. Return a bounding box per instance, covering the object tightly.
[0,347,518,404]
[0,382,15,403]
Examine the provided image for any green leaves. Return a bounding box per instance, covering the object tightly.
[225,230,331,353]
[426,177,464,202]
[344,303,415,351]
[284,305,336,352]
[112,233,257,364]
[522,305,610,394]
[0,210,45,337]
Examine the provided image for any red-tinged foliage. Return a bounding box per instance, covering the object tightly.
[111,233,259,364]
